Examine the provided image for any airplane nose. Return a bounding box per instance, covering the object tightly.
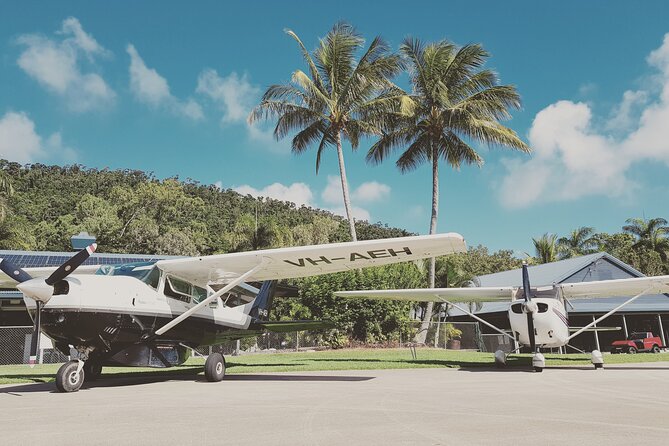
[16,278,54,303]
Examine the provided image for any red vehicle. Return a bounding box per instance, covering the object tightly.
[611,332,663,354]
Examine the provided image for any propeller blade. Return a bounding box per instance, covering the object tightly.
[0,258,33,283]
[522,263,537,352]
[28,301,41,367]
[45,243,97,286]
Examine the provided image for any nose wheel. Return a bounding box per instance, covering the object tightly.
[55,360,85,392]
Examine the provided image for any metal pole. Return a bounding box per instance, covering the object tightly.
[657,314,666,346]
[592,315,601,351]
[622,314,629,338]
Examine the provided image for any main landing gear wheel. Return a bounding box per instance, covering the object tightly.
[84,360,102,381]
[205,353,226,382]
[533,366,544,373]
[56,360,84,393]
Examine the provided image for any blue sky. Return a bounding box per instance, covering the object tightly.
[1,1,669,254]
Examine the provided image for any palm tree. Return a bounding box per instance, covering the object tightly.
[623,217,669,263]
[249,23,404,241]
[533,233,558,264]
[557,226,597,259]
[367,39,530,340]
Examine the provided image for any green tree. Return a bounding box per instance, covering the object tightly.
[623,217,669,264]
[0,172,14,223]
[367,38,530,341]
[533,233,558,264]
[557,226,597,259]
[249,23,404,242]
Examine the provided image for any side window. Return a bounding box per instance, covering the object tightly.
[165,276,192,303]
[192,285,207,304]
[144,267,161,290]
[511,303,523,314]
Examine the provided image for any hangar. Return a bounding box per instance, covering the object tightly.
[448,252,669,353]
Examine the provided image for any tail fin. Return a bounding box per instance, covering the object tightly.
[249,280,278,320]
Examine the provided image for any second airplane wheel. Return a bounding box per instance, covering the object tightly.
[204,353,226,382]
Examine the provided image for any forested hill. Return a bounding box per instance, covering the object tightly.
[0,161,412,254]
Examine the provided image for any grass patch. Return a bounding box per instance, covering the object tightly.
[2,349,669,385]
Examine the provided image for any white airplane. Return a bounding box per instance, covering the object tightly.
[0,233,466,392]
[336,263,669,372]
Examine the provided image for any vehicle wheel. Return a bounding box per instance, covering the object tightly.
[610,349,618,354]
[594,362,603,369]
[84,360,103,381]
[55,360,85,393]
[533,366,543,373]
[652,345,661,353]
[204,353,226,382]
[627,346,637,354]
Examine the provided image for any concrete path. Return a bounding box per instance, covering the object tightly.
[2,363,669,445]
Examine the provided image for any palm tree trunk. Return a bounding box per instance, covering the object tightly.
[416,144,439,344]
[335,133,357,242]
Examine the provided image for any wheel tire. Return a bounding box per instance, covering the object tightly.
[204,353,226,382]
[533,366,543,373]
[84,361,103,381]
[55,360,85,393]
[652,345,661,353]
[627,346,637,354]
[594,362,603,369]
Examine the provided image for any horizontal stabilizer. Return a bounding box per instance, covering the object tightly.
[257,320,335,333]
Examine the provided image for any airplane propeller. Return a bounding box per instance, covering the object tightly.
[521,262,537,353]
[0,243,97,366]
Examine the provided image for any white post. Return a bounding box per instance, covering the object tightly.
[592,315,601,351]
[658,314,666,346]
[622,314,629,338]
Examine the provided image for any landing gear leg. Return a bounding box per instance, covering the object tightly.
[55,359,85,392]
[591,350,604,369]
[204,352,226,382]
[532,352,545,372]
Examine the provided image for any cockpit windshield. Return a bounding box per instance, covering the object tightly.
[96,262,160,289]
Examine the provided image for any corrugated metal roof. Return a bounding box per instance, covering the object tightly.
[475,252,644,287]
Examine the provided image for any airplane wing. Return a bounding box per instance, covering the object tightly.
[156,233,466,288]
[334,287,516,303]
[557,275,669,299]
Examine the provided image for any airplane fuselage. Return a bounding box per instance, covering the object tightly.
[508,298,570,349]
[25,274,263,368]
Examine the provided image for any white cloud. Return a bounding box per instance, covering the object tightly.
[0,111,76,163]
[16,17,115,112]
[499,33,669,209]
[196,69,258,123]
[353,181,391,202]
[127,44,203,121]
[233,182,314,207]
[196,69,289,153]
[223,176,388,222]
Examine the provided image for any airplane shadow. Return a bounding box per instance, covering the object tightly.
[219,374,373,382]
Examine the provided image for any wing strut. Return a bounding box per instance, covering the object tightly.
[566,286,653,342]
[155,263,265,336]
[438,298,517,344]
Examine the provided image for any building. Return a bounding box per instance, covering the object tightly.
[448,252,669,353]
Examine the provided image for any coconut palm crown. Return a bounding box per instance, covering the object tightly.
[557,226,597,259]
[623,217,669,263]
[249,23,405,241]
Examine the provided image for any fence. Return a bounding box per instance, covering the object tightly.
[0,322,516,365]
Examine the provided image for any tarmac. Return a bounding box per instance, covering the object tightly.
[2,362,669,446]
